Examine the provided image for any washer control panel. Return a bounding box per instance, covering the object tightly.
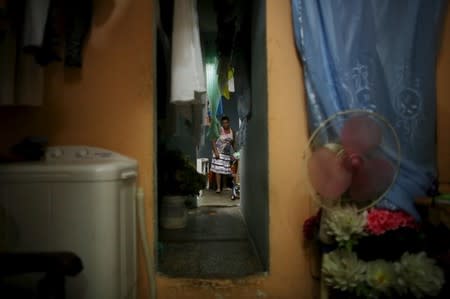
[45,146,118,161]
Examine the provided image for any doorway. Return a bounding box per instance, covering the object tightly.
[155,0,268,278]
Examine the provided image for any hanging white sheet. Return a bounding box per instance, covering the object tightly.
[170,0,206,103]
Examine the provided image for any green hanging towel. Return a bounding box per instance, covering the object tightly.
[205,53,221,141]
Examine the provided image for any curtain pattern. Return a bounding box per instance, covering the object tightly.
[292,0,447,218]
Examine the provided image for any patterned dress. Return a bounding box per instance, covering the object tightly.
[210,127,234,175]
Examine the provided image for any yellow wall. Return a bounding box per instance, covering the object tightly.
[0,1,448,298]
[0,0,155,297]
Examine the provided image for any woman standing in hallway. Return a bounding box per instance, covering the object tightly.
[211,116,234,193]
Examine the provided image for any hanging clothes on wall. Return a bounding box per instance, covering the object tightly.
[291,0,447,219]
[0,0,93,106]
[0,0,43,106]
[169,0,206,150]
[233,48,251,148]
[205,54,221,141]
[170,0,206,103]
[207,96,224,118]
[22,0,93,67]
[64,0,93,67]
[231,4,252,149]
[22,0,51,49]
[218,65,234,100]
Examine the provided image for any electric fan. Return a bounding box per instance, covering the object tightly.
[303,110,401,211]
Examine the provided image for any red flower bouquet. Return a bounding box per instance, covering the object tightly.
[366,208,418,236]
[303,209,322,240]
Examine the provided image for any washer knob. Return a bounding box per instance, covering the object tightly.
[77,148,89,158]
[50,148,63,158]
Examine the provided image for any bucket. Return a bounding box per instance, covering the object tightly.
[160,196,187,229]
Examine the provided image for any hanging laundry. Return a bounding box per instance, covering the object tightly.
[0,0,43,106]
[64,0,93,67]
[22,0,51,49]
[24,0,63,66]
[207,97,224,118]
[228,68,235,93]
[204,52,221,140]
[234,48,251,148]
[214,0,237,59]
[170,0,206,103]
[218,64,234,100]
[21,0,92,67]
[217,61,228,100]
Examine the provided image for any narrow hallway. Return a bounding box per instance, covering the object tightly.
[158,190,264,278]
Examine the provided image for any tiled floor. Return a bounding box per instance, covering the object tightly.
[158,192,263,278]
[198,189,240,207]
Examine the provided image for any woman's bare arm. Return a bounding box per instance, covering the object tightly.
[212,139,220,158]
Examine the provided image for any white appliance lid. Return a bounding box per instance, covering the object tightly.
[0,146,138,182]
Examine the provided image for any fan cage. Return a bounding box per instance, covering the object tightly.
[303,109,401,212]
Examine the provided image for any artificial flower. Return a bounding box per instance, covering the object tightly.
[365,260,395,294]
[366,208,417,236]
[394,251,445,298]
[324,206,366,248]
[322,249,367,292]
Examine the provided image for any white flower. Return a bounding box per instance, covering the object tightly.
[325,206,367,248]
[394,252,445,298]
[366,260,395,294]
[322,249,367,291]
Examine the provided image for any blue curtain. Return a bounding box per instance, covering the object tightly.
[292,0,447,218]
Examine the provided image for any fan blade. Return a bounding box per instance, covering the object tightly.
[349,158,395,201]
[308,147,352,199]
[341,116,382,154]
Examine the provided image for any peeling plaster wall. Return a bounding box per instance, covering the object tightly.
[240,0,270,270]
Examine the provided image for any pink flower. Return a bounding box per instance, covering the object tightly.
[366,208,418,235]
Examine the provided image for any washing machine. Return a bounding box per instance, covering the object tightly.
[0,146,138,299]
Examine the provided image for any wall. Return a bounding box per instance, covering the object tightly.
[0,0,155,297]
[437,7,450,192]
[241,0,270,270]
